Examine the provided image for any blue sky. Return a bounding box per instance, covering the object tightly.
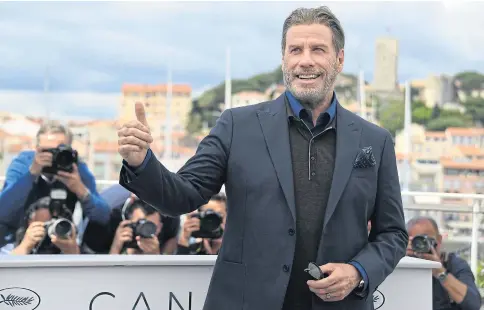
[0,1,482,120]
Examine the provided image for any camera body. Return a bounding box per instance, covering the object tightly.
[124,219,157,249]
[411,234,437,254]
[41,145,78,174]
[191,209,223,239]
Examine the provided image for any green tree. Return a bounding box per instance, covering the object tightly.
[378,101,404,136]
[455,71,484,93]
[463,97,484,124]
[412,106,432,125]
[476,261,484,288]
[431,105,441,119]
[411,100,432,125]
[412,100,426,110]
[426,116,470,131]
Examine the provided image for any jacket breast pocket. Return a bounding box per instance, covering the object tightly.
[203,260,246,310]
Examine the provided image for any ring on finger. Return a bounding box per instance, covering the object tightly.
[326,293,331,299]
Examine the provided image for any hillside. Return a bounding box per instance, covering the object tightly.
[187,68,484,136]
[186,66,357,133]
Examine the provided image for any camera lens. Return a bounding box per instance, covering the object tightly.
[411,235,430,253]
[202,213,222,232]
[46,219,73,239]
[54,219,72,238]
[57,150,74,167]
[136,220,157,238]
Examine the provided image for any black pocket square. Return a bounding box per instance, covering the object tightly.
[353,146,376,168]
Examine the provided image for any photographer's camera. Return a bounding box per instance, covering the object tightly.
[45,218,74,239]
[124,219,157,249]
[411,234,437,254]
[42,144,78,174]
[191,209,224,239]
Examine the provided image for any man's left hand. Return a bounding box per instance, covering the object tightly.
[307,263,361,302]
[415,247,445,277]
[56,164,87,198]
[136,236,160,255]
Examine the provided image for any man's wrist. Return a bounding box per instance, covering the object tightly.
[434,267,447,278]
[29,164,41,176]
[178,238,190,247]
[62,245,80,254]
[109,242,123,254]
[348,263,363,282]
[75,186,90,201]
[17,241,34,254]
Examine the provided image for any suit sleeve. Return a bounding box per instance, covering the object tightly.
[351,131,409,298]
[119,109,233,217]
[0,155,37,227]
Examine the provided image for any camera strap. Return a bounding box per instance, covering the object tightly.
[121,197,136,221]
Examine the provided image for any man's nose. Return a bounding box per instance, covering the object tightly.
[299,49,316,67]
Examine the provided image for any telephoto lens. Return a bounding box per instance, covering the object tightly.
[45,218,73,239]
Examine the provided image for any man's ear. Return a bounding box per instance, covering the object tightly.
[336,49,345,73]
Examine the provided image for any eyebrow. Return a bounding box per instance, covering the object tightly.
[287,43,330,50]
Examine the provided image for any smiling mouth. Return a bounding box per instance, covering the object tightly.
[296,74,321,80]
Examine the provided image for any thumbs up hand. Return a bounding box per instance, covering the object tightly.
[117,102,154,167]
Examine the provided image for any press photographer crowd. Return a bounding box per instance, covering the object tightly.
[0,121,481,309]
[0,122,227,257]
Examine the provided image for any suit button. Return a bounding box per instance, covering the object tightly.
[283,265,290,272]
[288,228,295,236]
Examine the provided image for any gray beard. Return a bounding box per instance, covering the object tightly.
[282,62,338,110]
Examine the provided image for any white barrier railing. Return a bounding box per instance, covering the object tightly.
[0,176,483,278]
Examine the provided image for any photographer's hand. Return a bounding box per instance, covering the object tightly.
[56,164,88,198]
[203,222,224,255]
[406,236,415,256]
[178,213,200,247]
[415,246,445,276]
[51,224,80,254]
[29,147,53,176]
[137,236,160,255]
[12,222,46,255]
[203,238,222,255]
[109,220,133,254]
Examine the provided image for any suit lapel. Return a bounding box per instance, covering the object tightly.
[323,104,362,230]
[257,95,296,223]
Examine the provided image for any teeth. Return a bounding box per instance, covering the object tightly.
[298,75,318,79]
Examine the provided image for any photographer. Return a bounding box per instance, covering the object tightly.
[8,197,80,255]
[177,193,226,255]
[406,216,481,310]
[0,122,110,246]
[109,198,167,255]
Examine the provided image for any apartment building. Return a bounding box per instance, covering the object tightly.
[89,138,196,185]
[120,83,192,139]
[231,91,267,108]
[395,125,484,196]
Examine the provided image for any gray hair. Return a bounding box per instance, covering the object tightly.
[281,6,345,55]
[406,216,440,234]
[36,121,73,145]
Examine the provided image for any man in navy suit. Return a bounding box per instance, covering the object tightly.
[117,6,408,310]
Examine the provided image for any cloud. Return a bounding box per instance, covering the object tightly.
[0,90,120,120]
[0,1,483,101]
